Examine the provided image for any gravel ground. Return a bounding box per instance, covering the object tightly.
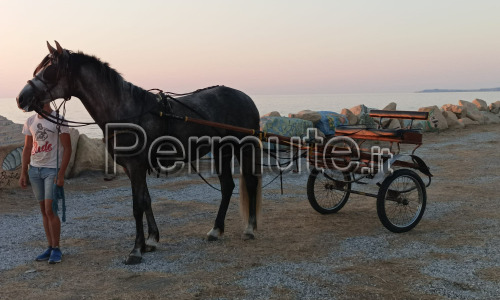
[1,123,499,299]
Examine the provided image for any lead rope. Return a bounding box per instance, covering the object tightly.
[52,109,66,222]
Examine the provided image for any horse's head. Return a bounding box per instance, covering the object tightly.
[17,41,72,112]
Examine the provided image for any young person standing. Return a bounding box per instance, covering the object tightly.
[19,102,72,264]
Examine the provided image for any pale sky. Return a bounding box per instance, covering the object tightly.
[1,0,500,97]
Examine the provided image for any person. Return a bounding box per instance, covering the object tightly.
[19,102,72,264]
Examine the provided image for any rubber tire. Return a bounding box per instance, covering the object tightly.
[376,169,426,233]
[307,168,351,214]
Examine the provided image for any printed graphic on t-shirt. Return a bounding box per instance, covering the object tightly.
[32,123,54,155]
[35,123,54,141]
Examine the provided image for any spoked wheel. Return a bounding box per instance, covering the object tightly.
[307,168,351,214]
[377,169,426,233]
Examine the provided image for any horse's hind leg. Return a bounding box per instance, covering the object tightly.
[239,149,262,240]
[207,150,235,241]
[144,189,159,252]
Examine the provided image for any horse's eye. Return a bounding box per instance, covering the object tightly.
[42,65,57,82]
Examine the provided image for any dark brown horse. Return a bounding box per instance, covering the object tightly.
[17,41,262,264]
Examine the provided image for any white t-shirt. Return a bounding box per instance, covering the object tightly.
[22,111,70,168]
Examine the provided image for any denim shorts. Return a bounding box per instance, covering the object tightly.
[28,166,57,202]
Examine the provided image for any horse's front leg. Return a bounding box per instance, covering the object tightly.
[144,189,159,252]
[125,170,148,265]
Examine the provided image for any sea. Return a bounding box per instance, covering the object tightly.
[2,91,499,138]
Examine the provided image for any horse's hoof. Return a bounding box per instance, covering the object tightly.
[207,228,222,241]
[124,256,142,265]
[144,245,157,252]
[207,235,219,241]
[145,237,158,252]
[242,233,255,240]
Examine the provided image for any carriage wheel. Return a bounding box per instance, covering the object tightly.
[376,169,426,233]
[307,168,351,214]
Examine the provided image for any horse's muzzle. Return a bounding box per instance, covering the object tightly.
[17,84,36,112]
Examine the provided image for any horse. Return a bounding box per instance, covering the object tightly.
[16,41,262,264]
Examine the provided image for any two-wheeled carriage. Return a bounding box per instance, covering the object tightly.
[305,110,432,232]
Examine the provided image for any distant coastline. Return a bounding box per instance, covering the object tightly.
[417,87,500,93]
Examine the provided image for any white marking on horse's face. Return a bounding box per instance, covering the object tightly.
[207,228,221,238]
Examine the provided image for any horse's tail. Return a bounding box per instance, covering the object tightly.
[239,150,262,229]
[239,174,262,226]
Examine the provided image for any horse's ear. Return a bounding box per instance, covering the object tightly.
[54,41,63,55]
[47,41,56,55]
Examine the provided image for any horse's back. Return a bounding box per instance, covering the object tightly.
[180,86,260,130]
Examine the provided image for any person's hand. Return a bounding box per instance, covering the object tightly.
[19,172,28,188]
[55,177,64,187]
[55,171,65,187]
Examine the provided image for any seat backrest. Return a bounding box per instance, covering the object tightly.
[369,110,429,120]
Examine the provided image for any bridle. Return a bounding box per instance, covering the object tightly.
[28,53,72,104]
[28,52,97,128]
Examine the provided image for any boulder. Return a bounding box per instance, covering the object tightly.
[385,119,402,130]
[349,104,375,127]
[0,143,24,189]
[441,111,464,129]
[70,134,114,177]
[260,116,315,150]
[382,102,397,111]
[472,99,488,111]
[458,100,486,124]
[0,116,24,147]
[0,116,26,189]
[489,101,500,114]
[288,110,322,125]
[409,120,426,131]
[315,111,348,136]
[481,111,500,124]
[418,106,448,131]
[357,114,376,127]
[262,111,281,117]
[441,104,467,118]
[379,118,392,128]
[340,108,358,125]
[65,128,80,178]
[458,117,480,127]
[349,104,370,116]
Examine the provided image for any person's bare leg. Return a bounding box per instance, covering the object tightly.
[44,200,61,247]
[40,201,53,247]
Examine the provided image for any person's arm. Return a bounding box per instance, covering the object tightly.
[19,135,33,188]
[55,133,72,186]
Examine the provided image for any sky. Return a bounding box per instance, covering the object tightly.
[1,0,500,97]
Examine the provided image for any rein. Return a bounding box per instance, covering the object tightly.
[35,103,97,128]
[52,109,66,222]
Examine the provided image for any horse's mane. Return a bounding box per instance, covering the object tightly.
[33,55,51,76]
[70,51,149,101]
[70,51,124,89]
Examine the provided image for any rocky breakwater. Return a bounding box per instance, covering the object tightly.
[260,98,500,140]
[0,115,118,190]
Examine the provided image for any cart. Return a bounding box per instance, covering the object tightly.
[305,110,432,233]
